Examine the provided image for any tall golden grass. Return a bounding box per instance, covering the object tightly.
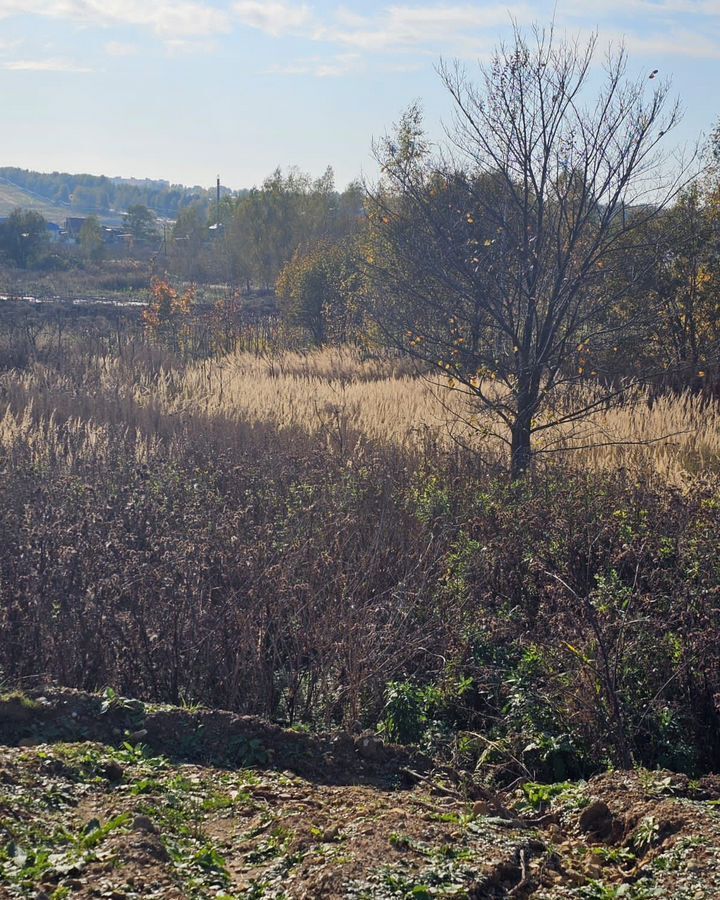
[1,345,718,482]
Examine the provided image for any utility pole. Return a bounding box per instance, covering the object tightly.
[216,175,221,227]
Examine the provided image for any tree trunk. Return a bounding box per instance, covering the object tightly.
[510,414,532,478]
[510,378,536,478]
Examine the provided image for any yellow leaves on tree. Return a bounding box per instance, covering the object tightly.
[142,278,195,332]
[142,278,195,352]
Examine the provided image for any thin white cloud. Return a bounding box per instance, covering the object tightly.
[314,5,534,54]
[382,61,424,73]
[0,0,716,69]
[256,4,535,75]
[0,0,26,16]
[555,3,720,60]
[164,37,219,55]
[265,51,426,79]
[1,56,92,71]
[233,1,313,36]
[105,41,139,57]
[266,52,362,77]
[562,0,720,14]
[198,2,535,56]
[0,0,231,38]
[622,28,720,58]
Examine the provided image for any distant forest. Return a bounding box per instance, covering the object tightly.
[0,167,230,219]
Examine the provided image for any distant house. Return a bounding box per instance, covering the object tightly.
[102,227,133,246]
[46,222,61,243]
[64,217,87,242]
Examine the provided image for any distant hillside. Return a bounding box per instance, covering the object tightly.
[0,176,121,225]
[0,167,221,224]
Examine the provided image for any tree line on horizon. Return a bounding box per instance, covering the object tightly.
[0,166,222,219]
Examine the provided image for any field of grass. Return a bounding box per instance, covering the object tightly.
[173,348,720,483]
[0,180,69,221]
[2,344,714,483]
[0,178,121,224]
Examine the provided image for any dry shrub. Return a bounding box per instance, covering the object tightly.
[0,405,455,726]
[2,339,720,773]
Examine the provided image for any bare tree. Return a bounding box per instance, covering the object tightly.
[365,27,690,476]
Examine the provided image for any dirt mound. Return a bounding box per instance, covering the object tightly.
[0,688,426,784]
[2,691,720,897]
[0,739,538,899]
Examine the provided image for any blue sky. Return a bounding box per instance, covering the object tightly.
[0,1,718,191]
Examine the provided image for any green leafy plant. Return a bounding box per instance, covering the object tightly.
[633,816,660,852]
[520,781,573,812]
[380,681,429,744]
[191,844,229,875]
[226,736,268,767]
[100,687,146,719]
[592,846,637,866]
[76,813,130,850]
[408,473,451,525]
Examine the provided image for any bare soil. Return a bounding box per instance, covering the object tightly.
[2,690,720,898]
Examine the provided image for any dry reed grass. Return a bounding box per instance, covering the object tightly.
[1,344,718,482]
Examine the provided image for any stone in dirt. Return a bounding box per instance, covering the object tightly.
[578,799,616,840]
[132,814,158,834]
[354,732,385,761]
[102,759,124,782]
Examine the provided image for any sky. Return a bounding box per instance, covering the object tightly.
[0,0,718,192]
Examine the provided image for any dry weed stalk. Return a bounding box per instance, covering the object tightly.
[1,345,718,482]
